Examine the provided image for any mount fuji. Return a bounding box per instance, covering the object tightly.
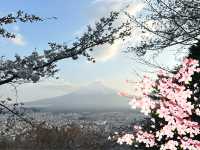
[25,82,131,112]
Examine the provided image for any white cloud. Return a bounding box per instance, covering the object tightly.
[127,2,145,16]
[90,0,145,15]
[87,0,145,62]
[89,0,133,18]
[94,40,123,62]
[10,33,26,46]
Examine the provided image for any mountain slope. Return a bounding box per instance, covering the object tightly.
[26,82,131,112]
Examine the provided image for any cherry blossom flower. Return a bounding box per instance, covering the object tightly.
[117,58,200,150]
[160,140,178,150]
[136,130,155,147]
[117,134,135,145]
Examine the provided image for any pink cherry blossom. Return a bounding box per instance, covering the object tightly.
[136,130,155,147]
[117,58,200,150]
[117,134,135,145]
[160,140,178,150]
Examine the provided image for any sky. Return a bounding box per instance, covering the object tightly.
[0,0,187,102]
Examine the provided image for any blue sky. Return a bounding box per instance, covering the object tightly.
[0,0,186,101]
[1,0,139,101]
[0,0,141,84]
[0,0,91,56]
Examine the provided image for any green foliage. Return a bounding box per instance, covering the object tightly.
[188,41,200,61]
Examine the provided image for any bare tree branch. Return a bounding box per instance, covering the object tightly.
[0,11,132,85]
[125,0,200,56]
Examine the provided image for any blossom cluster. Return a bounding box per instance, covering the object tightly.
[117,134,135,145]
[117,58,200,150]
